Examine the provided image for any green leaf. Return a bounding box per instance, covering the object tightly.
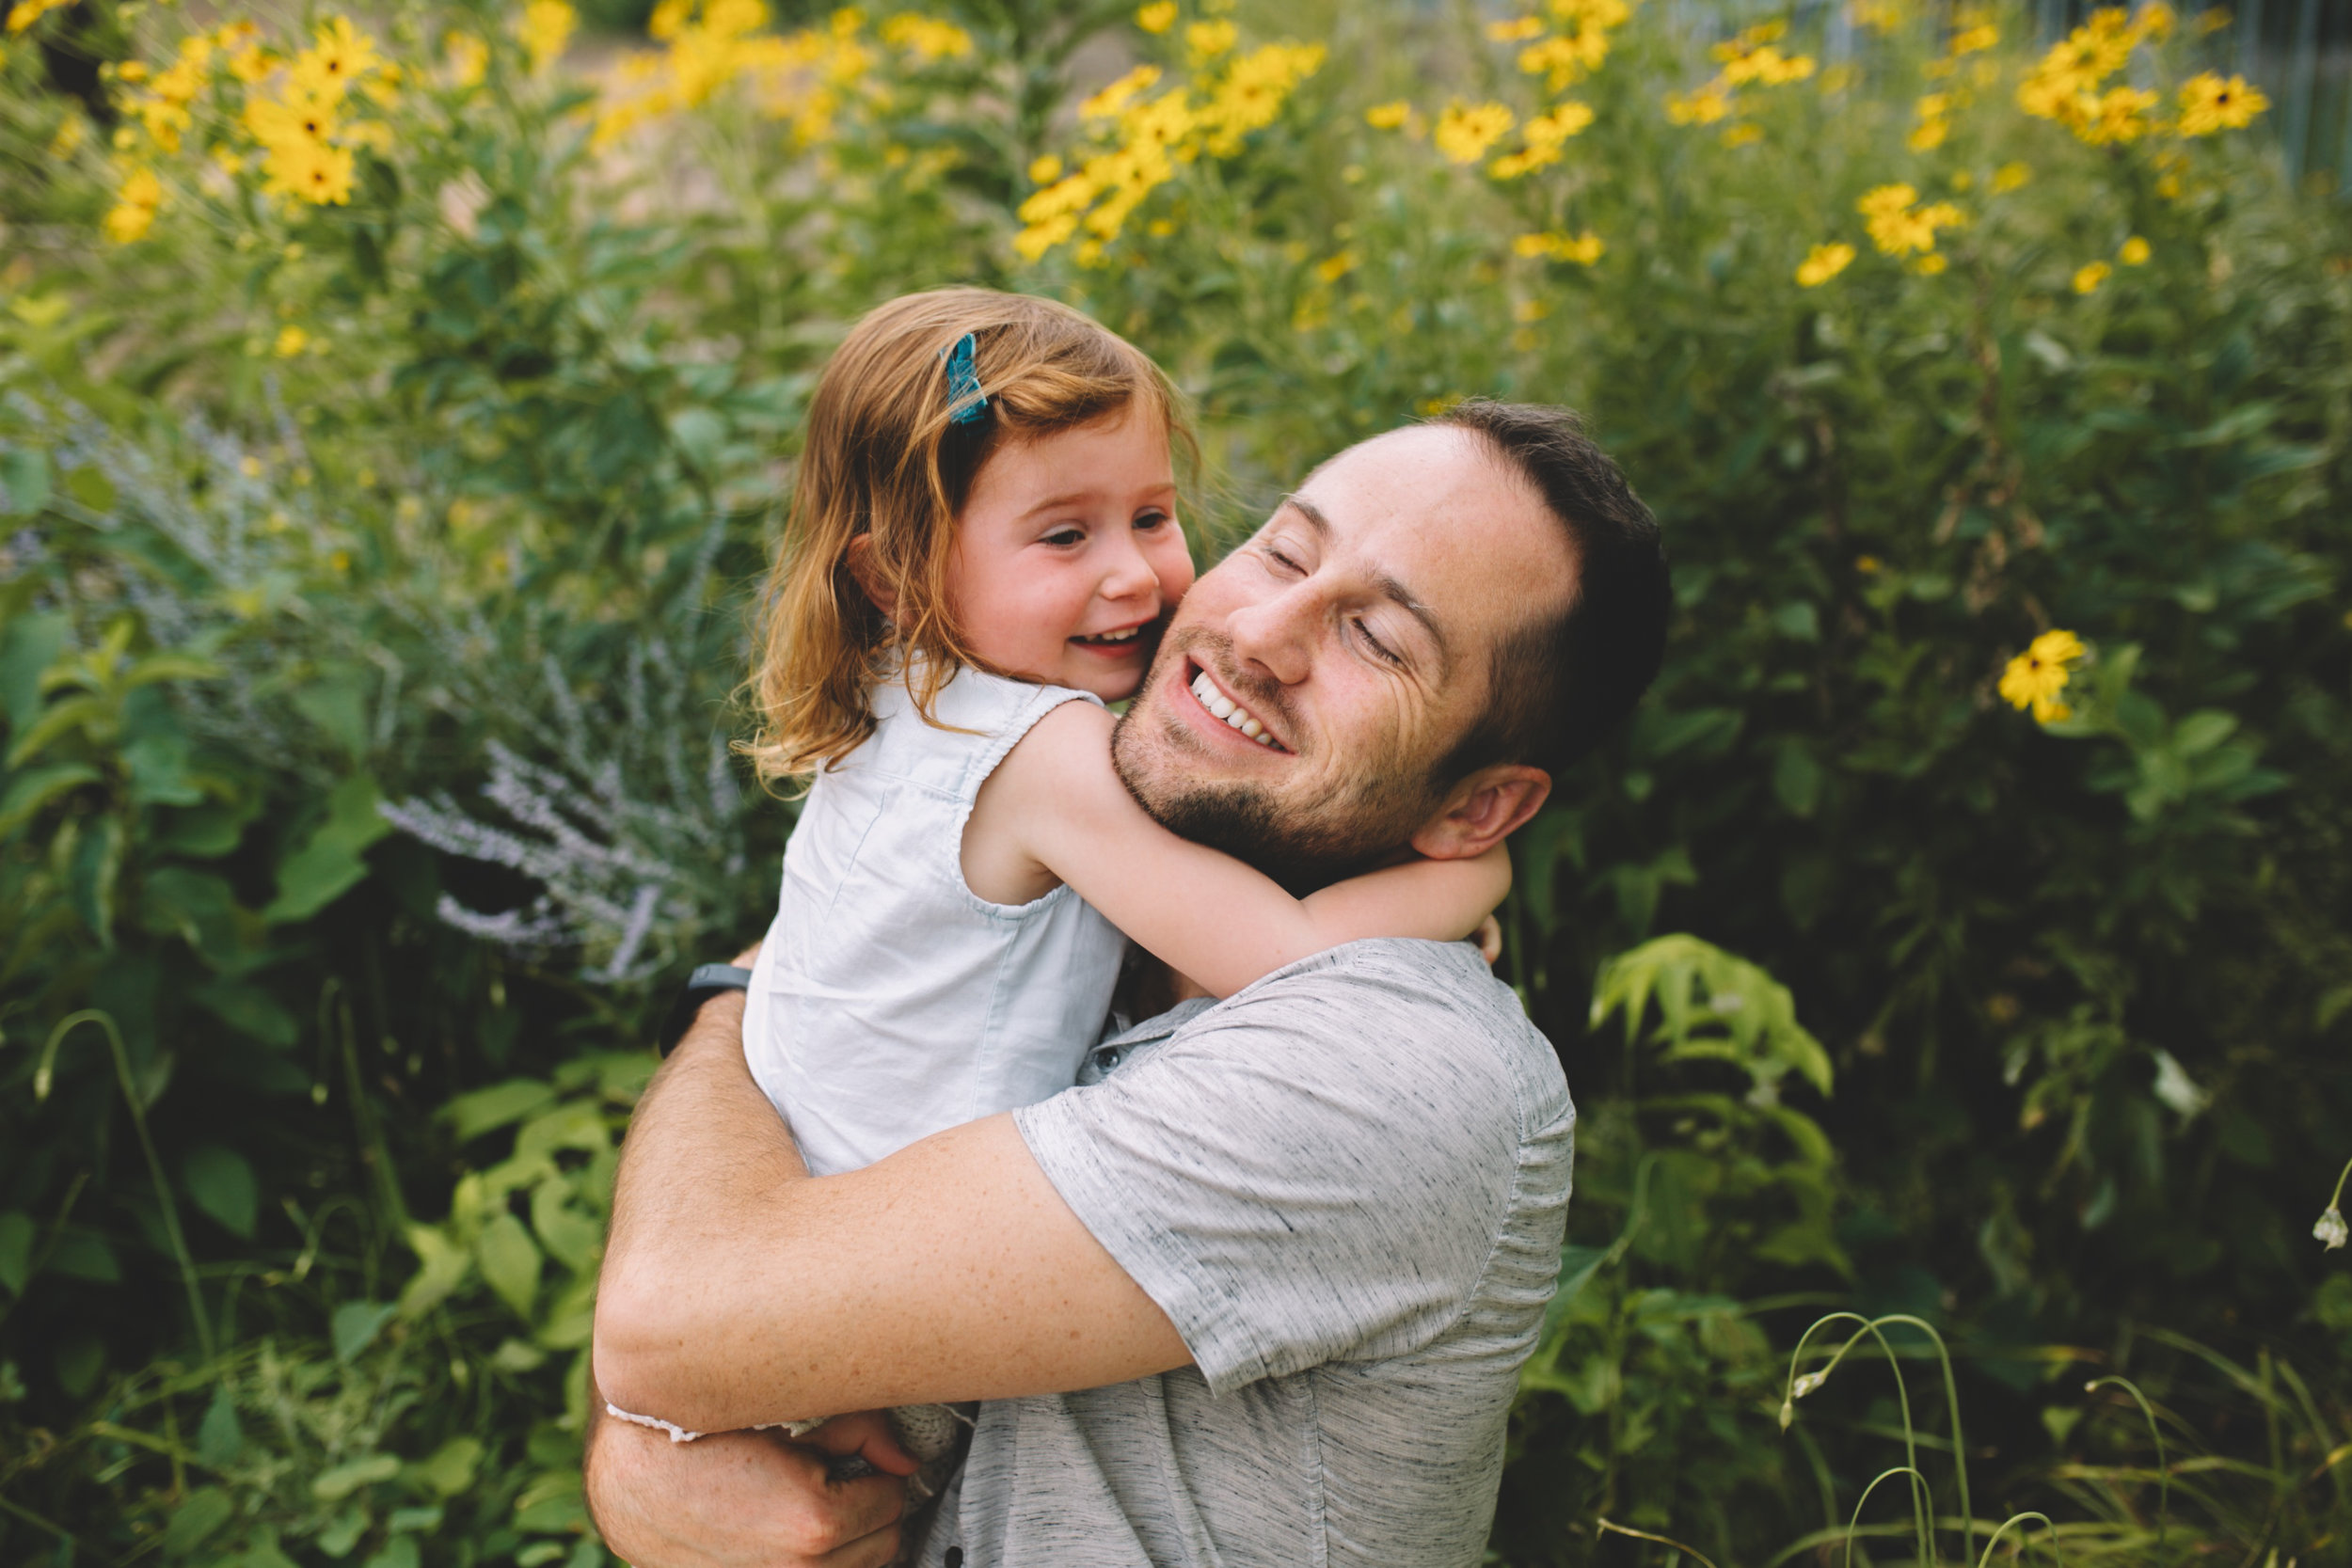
[2172,709,2238,758]
[191,979,300,1050]
[0,448,51,515]
[0,1210,32,1295]
[361,1536,421,1568]
[198,1384,244,1467]
[397,1224,473,1319]
[184,1144,259,1238]
[49,1229,119,1283]
[0,762,100,837]
[67,812,124,942]
[409,1436,484,1497]
[332,1299,400,1362]
[444,1079,559,1142]
[312,1452,401,1502]
[55,1331,105,1395]
[0,610,67,728]
[263,774,391,924]
[1772,740,1821,818]
[290,665,374,761]
[162,1486,235,1557]
[63,463,116,513]
[476,1212,542,1319]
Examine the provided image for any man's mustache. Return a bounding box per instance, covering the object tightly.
[1163,627,1303,748]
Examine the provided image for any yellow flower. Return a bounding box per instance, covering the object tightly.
[1080,64,1160,119]
[2073,260,2111,293]
[1858,184,1963,257]
[46,113,83,158]
[1991,160,2029,192]
[1795,241,1854,286]
[1184,20,1235,60]
[275,325,310,357]
[245,87,340,150]
[2119,235,2150,265]
[1999,628,2086,722]
[103,165,164,243]
[444,30,490,87]
[262,135,357,205]
[114,58,150,81]
[1315,249,1357,282]
[1514,229,1603,264]
[1912,252,1948,274]
[1434,100,1514,164]
[881,14,972,61]
[1364,99,1411,129]
[518,0,577,72]
[291,17,382,105]
[1486,15,1544,40]
[2079,84,2158,145]
[5,0,74,32]
[1721,121,1762,148]
[1136,1,1176,33]
[1028,153,1063,182]
[1664,80,1734,124]
[2177,71,2266,135]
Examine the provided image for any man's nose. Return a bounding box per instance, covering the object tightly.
[1226,582,1315,687]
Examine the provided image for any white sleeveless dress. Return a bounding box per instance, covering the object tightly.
[741,666,1130,1177]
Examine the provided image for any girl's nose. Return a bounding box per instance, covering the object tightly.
[1098,532,1161,604]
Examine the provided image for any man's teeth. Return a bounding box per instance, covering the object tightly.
[1076,626,1142,644]
[1190,670,1278,747]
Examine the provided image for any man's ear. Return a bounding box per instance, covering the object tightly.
[1409,765,1552,862]
[844,535,898,621]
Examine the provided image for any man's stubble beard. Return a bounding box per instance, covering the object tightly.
[1109,637,1445,895]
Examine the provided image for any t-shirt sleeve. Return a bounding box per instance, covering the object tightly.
[1012,955,1528,1395]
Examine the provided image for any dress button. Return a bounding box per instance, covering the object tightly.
[945,1549,965,1568]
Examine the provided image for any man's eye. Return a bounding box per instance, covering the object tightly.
[1262,544,1301,574]
[1355,619,1403,666]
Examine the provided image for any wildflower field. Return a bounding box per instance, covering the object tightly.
[4,0,2351,1559]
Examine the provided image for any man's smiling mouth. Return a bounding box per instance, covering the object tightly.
[1188,665,1285,750]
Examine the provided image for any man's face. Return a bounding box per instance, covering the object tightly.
[1112,424,1577,887]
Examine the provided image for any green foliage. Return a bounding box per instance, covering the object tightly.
[4,0,2350,1562]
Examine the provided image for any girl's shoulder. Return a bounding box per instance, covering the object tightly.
[852,664,1105,800]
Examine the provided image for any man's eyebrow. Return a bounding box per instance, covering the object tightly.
[1277,494,1451,673]
[1278,493,1331,538]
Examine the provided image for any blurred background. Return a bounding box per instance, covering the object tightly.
[3,0,2349,1561]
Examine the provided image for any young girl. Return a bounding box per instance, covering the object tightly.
[609,288,1506,1462]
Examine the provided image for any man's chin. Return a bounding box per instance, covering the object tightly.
[1111,704,1419,895]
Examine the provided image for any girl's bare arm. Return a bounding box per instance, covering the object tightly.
[976,703,1509,999]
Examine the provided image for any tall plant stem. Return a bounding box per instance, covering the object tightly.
[35,1010,215,1362]
[2083,1375,2168,1545]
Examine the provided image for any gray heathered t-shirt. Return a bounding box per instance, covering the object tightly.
[917,938,1575,1568]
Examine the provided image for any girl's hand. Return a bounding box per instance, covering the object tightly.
[1474,914,1503,967]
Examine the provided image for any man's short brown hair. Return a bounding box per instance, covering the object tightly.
[1430,399,1670,781]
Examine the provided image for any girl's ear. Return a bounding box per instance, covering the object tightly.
[845,535,899,621]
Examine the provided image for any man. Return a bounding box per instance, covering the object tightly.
[588,401,1670,1567]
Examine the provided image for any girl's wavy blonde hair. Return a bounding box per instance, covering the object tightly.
[744,288,1190,784]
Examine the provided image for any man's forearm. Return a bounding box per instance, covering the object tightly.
[592,991,1189,1431]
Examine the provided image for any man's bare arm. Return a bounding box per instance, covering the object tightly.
[592,991,1191,1435]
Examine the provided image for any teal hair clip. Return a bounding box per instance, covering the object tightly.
[942,331,988,426]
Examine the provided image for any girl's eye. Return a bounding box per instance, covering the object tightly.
[1355,619,1403,667]
[1134,510,1170,531]
[1042,527,1085,547]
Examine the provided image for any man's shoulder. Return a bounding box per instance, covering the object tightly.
[1169,938,1571,1134]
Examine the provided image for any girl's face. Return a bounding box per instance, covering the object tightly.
[946,404,1193,703]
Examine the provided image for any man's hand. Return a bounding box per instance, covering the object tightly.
[585,1403,917,1568]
